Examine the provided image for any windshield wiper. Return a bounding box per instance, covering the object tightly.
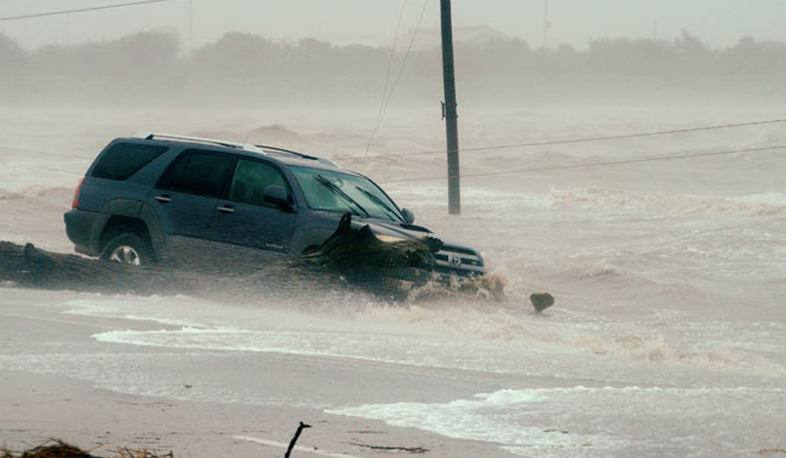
[354,186,403,222]
[315,175,370,218]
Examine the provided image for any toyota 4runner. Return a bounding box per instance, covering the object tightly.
[64,133,485,280]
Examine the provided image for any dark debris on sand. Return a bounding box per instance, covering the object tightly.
[0,215,443,300]
[1,440,170,458]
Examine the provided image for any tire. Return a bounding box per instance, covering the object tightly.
[100,232,154,266]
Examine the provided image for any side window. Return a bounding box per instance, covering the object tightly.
[156,151,189,191]
[157,150,234,199]
[92,143,168,180]
[228,159,290,207]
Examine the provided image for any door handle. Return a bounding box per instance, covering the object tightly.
[217,205,235,214]
[154,195,172,203]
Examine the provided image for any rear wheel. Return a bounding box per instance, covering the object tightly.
[100,233,154,266]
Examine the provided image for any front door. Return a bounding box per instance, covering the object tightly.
[211,158,298,253]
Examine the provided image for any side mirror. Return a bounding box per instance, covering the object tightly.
[264,185,293,211]
[401,208,415,224]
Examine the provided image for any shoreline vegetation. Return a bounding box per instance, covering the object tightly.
[2,30,786,106]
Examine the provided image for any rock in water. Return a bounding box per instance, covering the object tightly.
[530,291,555,313]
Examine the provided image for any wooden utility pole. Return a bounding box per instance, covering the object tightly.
[440,0,461,215]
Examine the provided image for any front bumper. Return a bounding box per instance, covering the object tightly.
[434,246,485,278]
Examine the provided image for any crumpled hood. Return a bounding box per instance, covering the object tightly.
[360,219,431,239]
[358,218,480,255]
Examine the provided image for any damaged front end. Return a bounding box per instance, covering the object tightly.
[300,213,489,295]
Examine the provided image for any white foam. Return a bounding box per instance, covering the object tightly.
[90,315,786,385]
[329,388,619,457]
[328,386,786,457]
[65,298,200,327]
[68,294,786,385]
[732,191,786,206]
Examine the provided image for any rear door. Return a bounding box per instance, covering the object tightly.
[211,157,298,253]
[147,150,234,256]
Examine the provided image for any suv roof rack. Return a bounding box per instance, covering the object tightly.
[133,132,342,168]
[133,132,265,154]
[255,144,342,168]
[255,144,318,160]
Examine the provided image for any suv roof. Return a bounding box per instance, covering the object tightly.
[131,132,343,169]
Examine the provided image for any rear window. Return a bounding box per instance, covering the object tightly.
[157,150,234,199]
[92,143,168,180]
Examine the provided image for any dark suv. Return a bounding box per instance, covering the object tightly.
[64,133,485,279]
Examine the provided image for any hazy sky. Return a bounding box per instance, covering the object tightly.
[2,0,786,51]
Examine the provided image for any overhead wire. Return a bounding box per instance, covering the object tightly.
[345,118,786,162]
[0,0,181,22]
[364,0,409,156]
[382,144,786,184]
[2,118,784,179]
[364,0,431,155]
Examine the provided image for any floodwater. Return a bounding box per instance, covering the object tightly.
[1,105,785,457]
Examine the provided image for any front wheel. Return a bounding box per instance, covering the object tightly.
[100,233,154,266]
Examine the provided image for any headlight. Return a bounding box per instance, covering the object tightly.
[375,234,410,243]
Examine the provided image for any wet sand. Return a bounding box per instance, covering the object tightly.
[0,288,517,458]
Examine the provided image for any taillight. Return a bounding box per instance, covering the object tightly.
[72,177,85,209]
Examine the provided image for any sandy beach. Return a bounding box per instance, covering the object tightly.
[0,287,521,458]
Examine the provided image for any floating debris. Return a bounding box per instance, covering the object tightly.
[530,291,555,313]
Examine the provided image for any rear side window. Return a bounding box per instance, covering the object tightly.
[92,143,168,180]
[157,150,234,198]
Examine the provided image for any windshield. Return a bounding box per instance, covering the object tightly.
[291,166,405,222]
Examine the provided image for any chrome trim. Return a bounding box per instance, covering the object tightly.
[434,248,485,272]
[434,261,486,273]
[435,250,481,262]
[109,245,141,266]
[134,132,265,154]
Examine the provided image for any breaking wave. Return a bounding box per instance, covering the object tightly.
[389,185,786,217]
[70,292,786,382]
[551,187,786,216]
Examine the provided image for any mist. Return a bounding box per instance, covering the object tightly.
[3,28,786,109]
[2,2,786,458]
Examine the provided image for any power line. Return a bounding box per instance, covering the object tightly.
[381,0,430,124]
[342,118,786,162]
[0,0,180,22]
[364,0,430,155]
[382,144,786,183]
[2,144,782,184]
[365,0,409,156]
